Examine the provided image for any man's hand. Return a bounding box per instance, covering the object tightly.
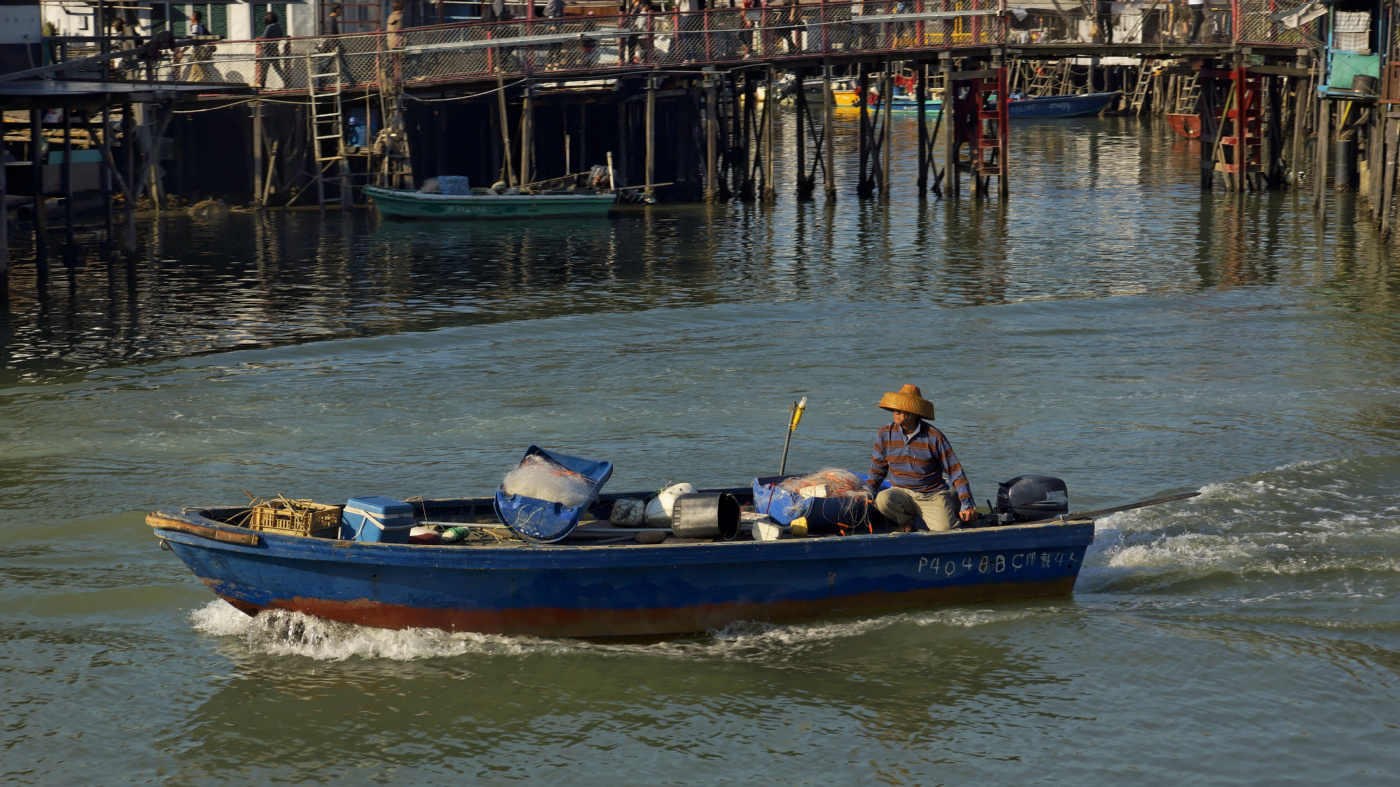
[959,509,977,523]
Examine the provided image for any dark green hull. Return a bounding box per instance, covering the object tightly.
[366,187,616,221]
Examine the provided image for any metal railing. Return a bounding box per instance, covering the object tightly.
[123,1,1006,92]
[51,0,1315,93]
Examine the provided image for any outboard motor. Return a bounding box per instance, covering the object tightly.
[995,475,1069,525]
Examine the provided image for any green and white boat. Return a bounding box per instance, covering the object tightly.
[365,186,617,221]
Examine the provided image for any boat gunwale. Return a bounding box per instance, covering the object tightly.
[149,495,1096,570]
[363,186,617,203]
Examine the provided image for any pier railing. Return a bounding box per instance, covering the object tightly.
[1232,0,1317,47]
[126,0,1312,93]
[144,1,1005,92]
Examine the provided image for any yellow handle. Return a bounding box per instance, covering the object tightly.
[789,396,808,431]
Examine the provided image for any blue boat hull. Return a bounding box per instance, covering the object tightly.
[1009,91,1121,119]
[150,498,1094,638]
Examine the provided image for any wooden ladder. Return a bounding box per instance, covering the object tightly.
[1129,60,1153,115]
[1174,73,1201,114]
[1026,61,1064,97]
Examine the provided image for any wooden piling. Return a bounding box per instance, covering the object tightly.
[0,132,6,273]
[30,109,46,261]
[522,81,534,187]
[880,67,892,199]
[794,69,812,201]
[122,104,136,254]
[941,56,957,199]
[857,67,871,198]
[646,72,656,200]
[1315,99,1329,216]
[763,65,775,202]
[823,59,835,200]
[705,77,719,203]
[252,98,264,208]
[63,108,75,248]
[917,63,928,195]
[496,76,516,187]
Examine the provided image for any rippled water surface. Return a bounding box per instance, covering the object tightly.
[3,114,1400,784]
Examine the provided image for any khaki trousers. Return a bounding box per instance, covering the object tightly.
[875,487,960,532]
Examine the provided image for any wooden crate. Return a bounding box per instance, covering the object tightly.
[249,500,343,538]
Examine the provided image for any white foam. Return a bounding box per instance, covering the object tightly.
[188,600,572,661]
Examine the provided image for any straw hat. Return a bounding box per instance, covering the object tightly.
[878,384,935,419]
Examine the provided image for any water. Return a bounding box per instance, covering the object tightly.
[4,114,1400,783]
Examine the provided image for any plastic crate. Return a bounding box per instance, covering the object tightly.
[249,500,343,537]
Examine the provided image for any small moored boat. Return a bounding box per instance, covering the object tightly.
[365,185,617,221]
[1009,91,1121,119]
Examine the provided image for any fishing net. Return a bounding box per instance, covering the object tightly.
[501,454,595,509]
[778,468,871,499]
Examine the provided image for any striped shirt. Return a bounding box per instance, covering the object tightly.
[867,420,973,511]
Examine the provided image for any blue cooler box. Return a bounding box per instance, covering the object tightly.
[342,496,416,543]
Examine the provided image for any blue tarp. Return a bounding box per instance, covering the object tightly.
[752,474,881,529]
[494,446,613,542]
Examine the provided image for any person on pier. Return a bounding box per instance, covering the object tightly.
[864,384,976,532]
[1186,0,1207,44]
[258,10,290,88]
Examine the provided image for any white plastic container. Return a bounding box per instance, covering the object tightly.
[644,483,696,525]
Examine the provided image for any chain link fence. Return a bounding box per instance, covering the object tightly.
[149,1,1007,92]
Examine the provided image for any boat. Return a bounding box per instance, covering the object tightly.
[1167,113,1202,139]
[365,185,616,221]
[832,84,943,113]
[148,479,1102,638]
[1008,91,1121,119]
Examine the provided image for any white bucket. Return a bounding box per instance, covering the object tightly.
[644,482,695,526]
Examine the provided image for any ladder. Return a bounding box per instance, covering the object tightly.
[1213,71,1262,188]
[1129,60,1153,115]
[306,50,352,209]
[1174,73,1200,114]
[1026,61,1065,97]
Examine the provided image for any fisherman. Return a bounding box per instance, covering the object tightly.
[864,384,976,532]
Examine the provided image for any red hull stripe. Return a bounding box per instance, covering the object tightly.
[216,577,1077,638]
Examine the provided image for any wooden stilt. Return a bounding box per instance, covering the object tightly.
[763,65,775,202]
[823,59,835,200]
[1289,74,1310,188]
[645,72,656,200]
[122,104,137,254]
[63,108,75,248]
[917,62,928,195]
[795,69,811,200]
[521,81,534,187]
[997,61,1009,200]
[252,98,264,208]
[101,104,114,245]
[496,75,515,187]
[1315,98,1329,215]
[941,56,957,199]
[0,129,7,273]
[30,109,46,262]
[880,66,892,199]
[1381,117,1399,235]
[857,67,870,198]
[705,76,719,203]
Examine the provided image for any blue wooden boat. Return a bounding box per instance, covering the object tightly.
[148,485,1096,638]
[1009,91,1121,119]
